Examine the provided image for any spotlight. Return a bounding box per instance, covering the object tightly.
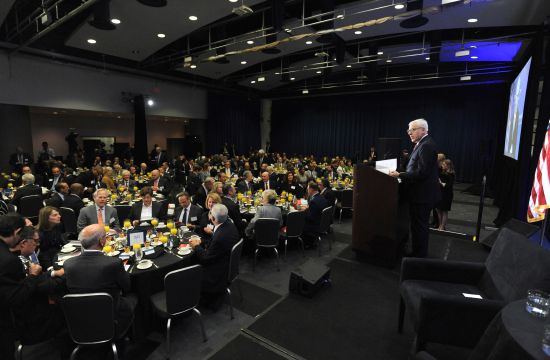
[302,89,309,94]
[394,4,405,9]
[147,99,155,106]
[111,18,121,24]
[467,18,478,23]
[157,33,166,38]
[189,15,198,21]
[87,39,97,44]
[240,61,247,65]
[354,31,362,35]
[247,40,254,45]
[306,41,313,45]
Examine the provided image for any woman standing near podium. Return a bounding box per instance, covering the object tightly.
[436,159,455,231]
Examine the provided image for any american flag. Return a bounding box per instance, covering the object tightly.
[528,120,550,222]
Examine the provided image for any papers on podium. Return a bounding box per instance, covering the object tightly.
[375,158,397,174]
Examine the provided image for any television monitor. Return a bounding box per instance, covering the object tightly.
[504,57,532,160]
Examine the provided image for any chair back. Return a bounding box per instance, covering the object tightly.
[228,239,244,283]
[480,228,550,302]
[60,207,77,234]
[319,206,333,234]
[61,293,115,345]
[0,199,10,215]
[19,195,43,218]
[286,211,306,238]
[341,189,353,208]
[164,264,203,316]
[114,205,131,225]
[255,218,281,247]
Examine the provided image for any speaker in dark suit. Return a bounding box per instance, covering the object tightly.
[64,224,136,337]
[390,119,440,258]
[189,206,240,295]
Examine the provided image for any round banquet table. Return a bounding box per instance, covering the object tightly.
[470,299,549,360]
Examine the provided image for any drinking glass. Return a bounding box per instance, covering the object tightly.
[167,221,174,230]
[526,289,550,318]
[123,219,131,229]
[104,225,110,234]
[134,245,143,262]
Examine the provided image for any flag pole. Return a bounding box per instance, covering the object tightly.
[540,209,548,247]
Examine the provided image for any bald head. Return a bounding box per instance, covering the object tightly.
[79,224,106,250]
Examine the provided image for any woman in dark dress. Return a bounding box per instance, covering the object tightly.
[436,159,455,231]
[279,172,304,198]
[37,206,66,269]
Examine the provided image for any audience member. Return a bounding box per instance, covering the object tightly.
[129,186,165,224]
[194,177,214,206]
[436,159,455,231]
[197,192,222,241]
[37,206,66,269]
[221,184,243,231]
[9,147,33,174]
[12,173,42,209]
[62,183,85,215]
[77,188,121,232]
[245,189,282,238]
[319,179,336,206]
[45,181,69,208]
[174,192,202,229]
[279,172,304,198]
[302,182,329,246]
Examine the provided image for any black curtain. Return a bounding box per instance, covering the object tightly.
[206,92,261,155]
[271,84,507,183]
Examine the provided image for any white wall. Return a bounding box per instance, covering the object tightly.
[0,51,207,119]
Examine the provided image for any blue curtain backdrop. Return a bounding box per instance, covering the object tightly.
[271,84,508,183]
[207,92,261,155]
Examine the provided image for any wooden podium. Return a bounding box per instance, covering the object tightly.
[352,164,409,266]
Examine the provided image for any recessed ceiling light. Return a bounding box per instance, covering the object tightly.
[189,15,198,21]
[241,60,247,65]
[229,0,239,2]
[87,39,96,44]
[111,18,121,25]
[316,71,322,74]
[147,99,155,107]
[354,30,362,35]
[246,40,254,45]
[470,56,478,59]
[386,59,392,63]
[306,40,313,45]
[346,65,352,68]
[394,4,405,10]
[302,89,309,94]
[251,80,256,84]
[467,18,478,23]
[425,57,430,60]
[336,14,344,19]
[258,76,265,82]
[157,33,166,38]
[377,51,383,55]
[470,45,477,48]
[284,28,292,33]
[117,115,121,119]
[290,77,296,80]
[190,64,197,69]
[460,75,472,81]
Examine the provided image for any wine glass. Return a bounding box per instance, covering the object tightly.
[134,244,143,263]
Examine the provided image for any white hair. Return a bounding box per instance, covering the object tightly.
[93,188,109,198]
[21,173,35,185]
[410,118,429,131]
[210,203,228,223]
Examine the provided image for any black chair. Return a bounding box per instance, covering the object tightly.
[227,239,244,320]
[0,199,10,215]
[61,293,119,360]
[336,189,353,223]
[150,265,206,359]
[253,218,282,271]
[398,228,550,352]
[19,195,44,223]
[114,205,131,225]
[60,207,78,238]
[281,210,306,258]
[317,206,334,256]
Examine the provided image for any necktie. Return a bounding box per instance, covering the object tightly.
[265,182,269,190]
[182,207,188,224]
[125,181,129,187]
[155,179,159,187]
[97,208,104,225]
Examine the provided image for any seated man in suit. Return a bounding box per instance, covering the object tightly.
[77,188,121,232]
[147,170,170,196]
[189,204,239,309]
[129,186,165,225]
[221,184,244,232]
[64,224,136,337]
[174,192,202,230]
[62,183,85,216]
[43,166,65,191]
[302,182,329,246]
[255,171,277,193]
[237,170,255,194]
[117,170,137,192]
[45,181,69,208]
[194,177,214,207]
[245,189,283,239]
[319,179,336,206]
[11,173,42,209]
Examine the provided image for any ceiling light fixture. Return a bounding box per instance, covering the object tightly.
[336,14,344,19]
[147,99,155,107]
[190,64,197,69]
[258,76,265,82]
[302,89,309,94]
[394,4,405,9]
[246,40,254,45]
[87,39,97,44]
[386,59,392,63]
[251,80,256,84]
[354,30,362,35]
[425,57,430,60]
[377,51,384,55]
[189,15,198,21]
[467,18,478,23]
[290,77,296,80]
[460,75,472,81]
[157,33,166,38]
[346,65,352,68]
[229,0,239,2]
[111,18,121,24]
[470,56,478,59]
[306,40,313,45]
[241,60,247,65]
[316,71,322,74]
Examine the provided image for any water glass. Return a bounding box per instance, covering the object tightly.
[526,289,550,318]
[542,325,550,355]
[135,246,143,262]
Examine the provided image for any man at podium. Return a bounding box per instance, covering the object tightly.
[390,119,440,257]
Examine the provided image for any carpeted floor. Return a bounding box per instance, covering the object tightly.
[230,279,282,317]
[207,335,286,360]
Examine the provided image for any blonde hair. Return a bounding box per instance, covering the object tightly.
[205,192,222,209]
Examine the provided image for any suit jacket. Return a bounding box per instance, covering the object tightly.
[194,220,240,293]
[43,175,66,190]
[303,193,329,234]
[320,188,336,206]
[147,177,170,196]
[186,173,201,195]
[77,205,121,232]
[9,152,33,172]
[245,204,283,238]
[399,135,441,205]
[193,185,208,207]
[45,192,64,208]
[61,194,84,216]
[128,201,165,222]
[254,180,278,193]
[222,197,243,231]
[279,182,304,198]
[12,184,42,209]
[150,151,168,167]
[174,204,203,225]
[64,251,134,336]
[116,179,137,191]
[237,180,254,194]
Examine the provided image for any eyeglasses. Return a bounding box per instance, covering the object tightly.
[407,127,420,134]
